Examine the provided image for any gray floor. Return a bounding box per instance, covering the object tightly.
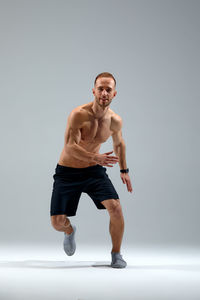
[0,244,200,300]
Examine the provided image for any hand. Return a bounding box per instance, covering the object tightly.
[93,150,119,167]
[120,172,133,193]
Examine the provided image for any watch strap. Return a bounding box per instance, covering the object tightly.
[120,168,129,173]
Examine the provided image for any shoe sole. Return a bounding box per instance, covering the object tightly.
[111,263,127,268]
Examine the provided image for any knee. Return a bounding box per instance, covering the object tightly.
[107,200,123,218]
[51,215,66,231]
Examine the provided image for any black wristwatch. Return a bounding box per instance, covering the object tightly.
[120,168,129,173]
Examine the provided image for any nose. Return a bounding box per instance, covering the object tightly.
[102,89,108,96]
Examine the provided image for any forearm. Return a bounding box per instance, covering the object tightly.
[65,144,96,163]
[113,140,127,169]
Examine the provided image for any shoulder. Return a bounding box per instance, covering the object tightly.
[69,102,92,120]
[109,109,122,132]
[70,104,89,119]
[68,106,88,127]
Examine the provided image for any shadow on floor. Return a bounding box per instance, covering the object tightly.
[0,260,200,271]
[0,260,111,269]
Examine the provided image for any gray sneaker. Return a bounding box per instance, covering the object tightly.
[63,225,76,256]
[111,252,127,268]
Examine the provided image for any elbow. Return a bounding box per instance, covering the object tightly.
[114,140,125,149]
[120,139,126,149]
[113,142,121,154]
[113,140,125,154]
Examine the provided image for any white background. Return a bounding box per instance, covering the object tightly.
[0,0,199,248]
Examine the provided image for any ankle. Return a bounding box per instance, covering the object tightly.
[65,225,73,235]
[111,249,120,254]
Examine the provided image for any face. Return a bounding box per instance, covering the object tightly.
[92,77,117,108]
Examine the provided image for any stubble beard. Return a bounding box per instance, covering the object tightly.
[96,97,112,108]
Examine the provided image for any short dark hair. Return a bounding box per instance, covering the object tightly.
[94,72,116,87]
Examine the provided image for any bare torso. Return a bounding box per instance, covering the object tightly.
[58,101,117,168]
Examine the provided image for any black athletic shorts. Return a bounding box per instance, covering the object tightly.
[50,164,119,217]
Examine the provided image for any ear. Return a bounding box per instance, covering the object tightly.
[92,88,95,95]
[113,90,117,97]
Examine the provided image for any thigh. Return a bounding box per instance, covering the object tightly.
[50,164,84,216]
[84,170,119,210]
[50,181,81,217]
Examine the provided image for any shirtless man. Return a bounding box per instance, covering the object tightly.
[50,72,133,268]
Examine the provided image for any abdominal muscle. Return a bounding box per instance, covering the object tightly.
[58,141,102,168]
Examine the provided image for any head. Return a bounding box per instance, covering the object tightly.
[92,72,117,108]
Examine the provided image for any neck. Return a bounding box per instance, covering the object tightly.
[91,99,109,119]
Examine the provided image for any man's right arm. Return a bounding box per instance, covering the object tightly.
[64,111,96,163]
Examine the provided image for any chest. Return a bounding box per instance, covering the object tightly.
[81,118,112,143]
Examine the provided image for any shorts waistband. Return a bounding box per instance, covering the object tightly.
[56,163,103,172]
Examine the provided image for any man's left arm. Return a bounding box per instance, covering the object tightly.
[111,116,133,193]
